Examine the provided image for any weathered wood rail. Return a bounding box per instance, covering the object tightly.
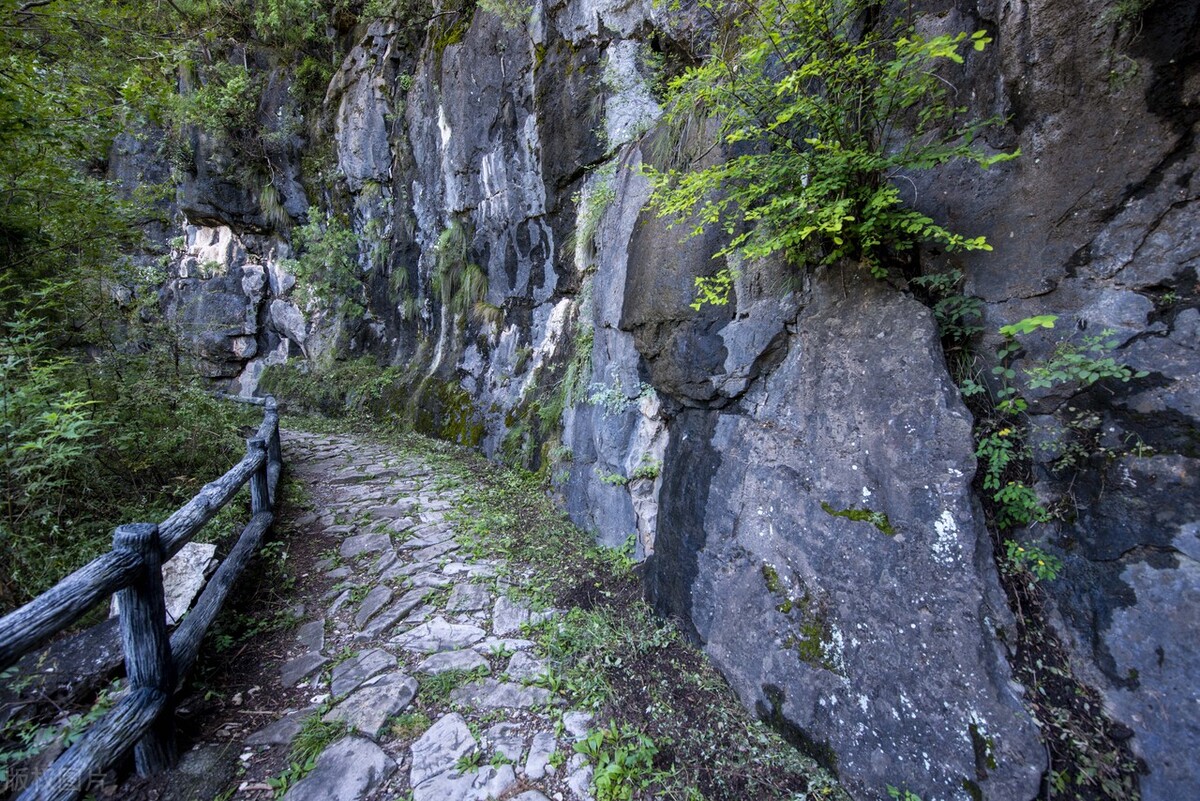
[0,396,283,801]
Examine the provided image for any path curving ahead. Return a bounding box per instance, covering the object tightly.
[240,429,590,801]
[128,427,832,801]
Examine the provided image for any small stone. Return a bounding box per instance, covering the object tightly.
[446,583,492,613]
[296,621,325,654]
[511,792,553,801]
[282,652,328,689]
[412,765,517,801]
[410,713,477,788]
[413,539,459,562]
[563,711,593,741]
[492,597,538,636]
[524,731,556,780]
[371,551,398,575]
[331,648,396,698]
[358,589,427,639]
[406,571,453,590]
[566,754,594,801]
[416,649,489,675]
[340,533,391,559]
[392,617,485,653]
[367,504,410,519]
[325,567,352,580]
[324,673,418,739]
[245,708,317,747]
[327,589,353,616]
[484,723,525,763]
[354,586,394,629]
[281,736,395,801]
[400,525,456,549]
[505,651,548,682]
[160,743,237,801]
[448,679,552,710]
[473,637,536,656]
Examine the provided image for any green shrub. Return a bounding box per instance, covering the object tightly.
[647,0,1016,301]
[284,207,364,317]
[0,326,251,613]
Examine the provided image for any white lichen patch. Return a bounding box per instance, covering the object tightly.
[823,623,848,680]
[932,510,960,565]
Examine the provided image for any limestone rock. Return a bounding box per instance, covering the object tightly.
[448,678,552,710]
[331,648,396,698]
[392,617,486,653]
[281,652,327,689]
[281,736,395,801]
[417,649,489,675]
[412,765,517,801]
[324,673,418,738]
[410,713,477,788]
[524,731,556,781]
[646,272,1044,799]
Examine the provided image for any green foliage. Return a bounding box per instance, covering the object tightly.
[647,0,1014,293]
[433,219,490,320]
[174,60,261,141]
[284,207,365,317]
[911,269,983,343]
[574,161,618,255]
[690,268,738,310]
[1024,330,1147,390]
[0,306,251,611]
[588,375,655,417]
[1,317,103,548]
[254,0,331,47]
[595,469,628,487]
[389,711,432,740]
[1100,0,1155,31]
[268,714,349,798]
[0,2,158,317]
[887,787,923,801]
[630,456,661,481]
[418,666,489,704]
[574,720,659,801]
[477,0,532,29]
[969,316,1146,581]
[1004,540,1062,583]
[0,678,120,786]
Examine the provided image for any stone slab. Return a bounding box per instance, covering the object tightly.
[331,648,396,698]
[324,673,418,739]
[281,736,395,801]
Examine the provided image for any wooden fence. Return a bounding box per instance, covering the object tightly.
[0,396,283,801]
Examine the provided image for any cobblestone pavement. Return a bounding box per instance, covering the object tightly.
[228,429,597,801]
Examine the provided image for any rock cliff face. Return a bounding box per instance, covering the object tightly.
[125,1,1199,798]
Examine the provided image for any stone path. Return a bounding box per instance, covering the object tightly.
[233,430,598,801]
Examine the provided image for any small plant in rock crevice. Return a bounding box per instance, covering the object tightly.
[964,314,1146,543]
[934,309,1147,799]
[266,714,349,798]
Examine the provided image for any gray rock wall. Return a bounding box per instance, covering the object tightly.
[909,2,1200,797]
[136,0,1199,798]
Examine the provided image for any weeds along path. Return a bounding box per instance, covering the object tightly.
[131,427,839,801]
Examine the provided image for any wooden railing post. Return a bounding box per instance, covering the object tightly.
[264,397,281,505]
[112,524,176,775]
[247,438,270,514]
